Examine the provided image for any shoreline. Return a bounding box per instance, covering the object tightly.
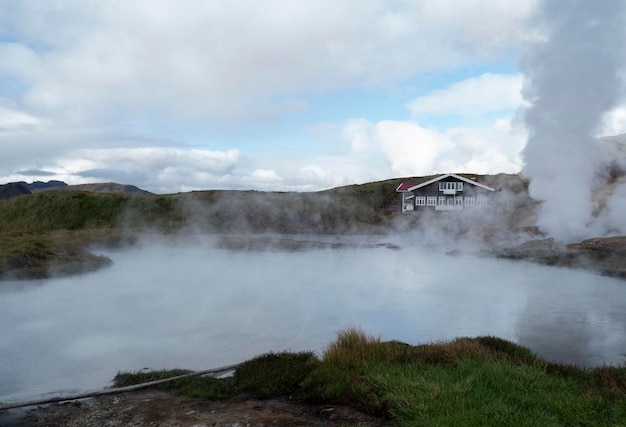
[2,231,626,282]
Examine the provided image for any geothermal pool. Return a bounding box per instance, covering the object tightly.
[1,235,625,403]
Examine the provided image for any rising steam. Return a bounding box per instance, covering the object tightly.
[520,0,626,242]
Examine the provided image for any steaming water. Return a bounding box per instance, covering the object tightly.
[1,236,625,403]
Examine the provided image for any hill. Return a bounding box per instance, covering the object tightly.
[1,172,624,279]
[0,172,533,236]
[21,180,68,192]
[0,180,153,201]
[23,180,151,195]
[62,182,152,195]
[0,173,532,279]
[0,182,31,200]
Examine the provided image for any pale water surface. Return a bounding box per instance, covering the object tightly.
[1,236,625,402]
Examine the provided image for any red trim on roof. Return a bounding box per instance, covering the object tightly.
[396,183,418,192]
[485,183,501,191]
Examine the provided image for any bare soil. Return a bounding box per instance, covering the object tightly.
[3,389,391,427]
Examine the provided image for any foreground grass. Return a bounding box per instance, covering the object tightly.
[115,328,626,426]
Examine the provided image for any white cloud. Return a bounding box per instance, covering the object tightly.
[1,1,536,123]
[342,117,525,178]
[251,168,282,183]
[0,1,539,192]
[0,105,42,129]
[407,73,523,118]
[600,106,626,137]
[340,73,527,178]
[375,120,453,176]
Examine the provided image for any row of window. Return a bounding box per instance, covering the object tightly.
[438,182,463,191]
[415,196,488,206]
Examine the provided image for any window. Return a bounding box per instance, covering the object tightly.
[439,181,463,192]
[415,196,426,206]
[438,196,446,205]
[426,196,437,206]
[455,197,463,206]
[447,197,455,205]
[477,196,488,206]
[464,197,475,206]
[439,182,457,191]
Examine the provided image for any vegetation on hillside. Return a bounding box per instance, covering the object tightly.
[0,185,401,279]
[116,328,626,426]
[0,233,112,279]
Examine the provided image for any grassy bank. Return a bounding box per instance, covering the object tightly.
[0,232,115,279]
[115,328,626,426]
[0,189,391,279]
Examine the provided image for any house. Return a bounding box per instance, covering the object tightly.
[396,173,501,212]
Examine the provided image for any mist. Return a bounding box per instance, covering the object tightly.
[1,237,625,403]
[520,0,626,242]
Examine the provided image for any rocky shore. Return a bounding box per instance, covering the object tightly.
[2,389,390,427]
[495,235,626,278]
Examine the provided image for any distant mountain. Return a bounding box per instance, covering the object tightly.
[0,182,31,200]
[21,180,68,192]
[7,180,152,196]
[62,182,152,195]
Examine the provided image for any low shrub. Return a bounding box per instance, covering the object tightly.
[234,351,319,399]
[476,335,538,364]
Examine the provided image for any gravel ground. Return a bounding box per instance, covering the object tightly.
[1,389,392,427]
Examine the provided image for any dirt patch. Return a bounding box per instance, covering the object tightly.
[4,389,391,427]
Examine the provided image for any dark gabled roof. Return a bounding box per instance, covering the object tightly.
[398,173,496,193]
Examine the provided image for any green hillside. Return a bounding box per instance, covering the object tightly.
[0,185,394,279]
[0,189,389,235]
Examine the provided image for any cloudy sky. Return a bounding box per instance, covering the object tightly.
[1,1,625,194]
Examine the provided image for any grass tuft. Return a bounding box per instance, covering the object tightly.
[321,327,415,367]
[475,335,537,363]
[412,338,487,367]
[234,351,319,399]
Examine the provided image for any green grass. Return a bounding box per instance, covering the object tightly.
[114,328,626,426]
[0,192,185,233]
[234,351,320,398]
[114,369,235,400]
[0,233,113,279]
[0,188,391,236]
[368,360,592,426]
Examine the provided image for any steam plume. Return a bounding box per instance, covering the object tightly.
[520,0,625,241]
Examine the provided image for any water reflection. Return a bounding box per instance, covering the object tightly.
[1,238,625,402]
[516,270,626,366]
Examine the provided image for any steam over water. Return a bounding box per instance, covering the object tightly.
[1,236,626,402]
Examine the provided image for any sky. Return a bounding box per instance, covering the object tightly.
[1,0,625,194]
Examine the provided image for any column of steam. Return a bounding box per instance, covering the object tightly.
[520,0,625,242]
